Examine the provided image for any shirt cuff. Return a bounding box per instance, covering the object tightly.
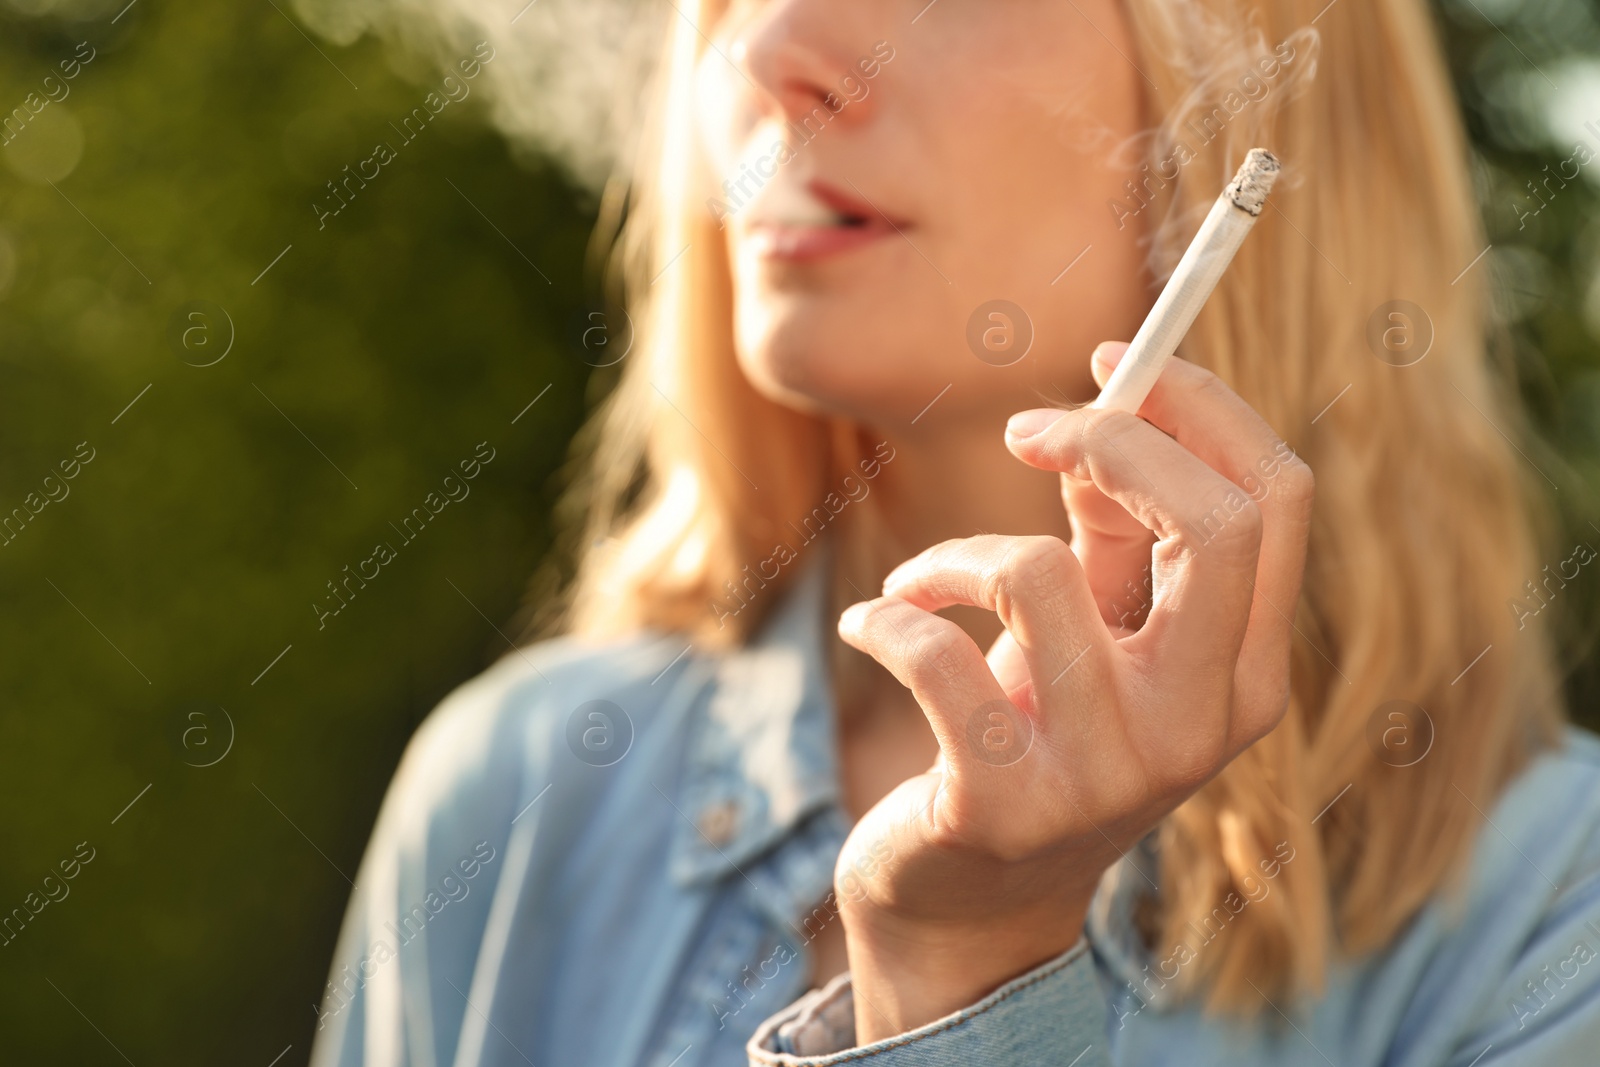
[745,940,1109,1066]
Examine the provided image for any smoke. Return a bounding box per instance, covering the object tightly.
[292,0,667,190]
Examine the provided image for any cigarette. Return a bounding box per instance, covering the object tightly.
[1092,148,1281,413]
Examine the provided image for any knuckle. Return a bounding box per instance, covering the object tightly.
[1234,678,1293,744]
[1164,731,1229,793]
[1072,770,1146,824]
[997,536,1075,600]
[902,618,970,688]
[1166,758,1212,795]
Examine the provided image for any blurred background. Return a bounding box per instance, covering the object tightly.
[0,0,1595,1063]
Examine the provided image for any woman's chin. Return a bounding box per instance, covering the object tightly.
[735,345,854,418]
[734,344,919,425]
[734,304,955,424]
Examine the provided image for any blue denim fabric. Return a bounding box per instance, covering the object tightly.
[310,555,1600,1067]
[749,943,1109,1066]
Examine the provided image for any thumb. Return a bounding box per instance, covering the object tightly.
[1090,341,1130,388]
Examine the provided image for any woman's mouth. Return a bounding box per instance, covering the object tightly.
[742,180,906,263]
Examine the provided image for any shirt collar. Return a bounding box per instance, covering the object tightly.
[669,548,843,887]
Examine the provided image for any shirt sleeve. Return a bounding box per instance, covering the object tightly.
[745,940,1111,1066]
[309,663,536,1067]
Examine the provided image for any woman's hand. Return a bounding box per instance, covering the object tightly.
[832,343,1315,1043]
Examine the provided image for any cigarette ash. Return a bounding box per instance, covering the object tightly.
[1224,148,1281,215]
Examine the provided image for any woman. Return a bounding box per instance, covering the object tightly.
[311,0,1600,1063]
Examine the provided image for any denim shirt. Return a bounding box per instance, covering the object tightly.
[310,556,1600,1067]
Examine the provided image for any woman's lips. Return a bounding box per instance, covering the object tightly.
[743,180,908,264]
[745,217,896,262]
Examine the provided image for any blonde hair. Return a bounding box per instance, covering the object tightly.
[556,0,1567,1011]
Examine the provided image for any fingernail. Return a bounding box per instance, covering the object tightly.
[1006,408,1068,439]
[838,601,870,631]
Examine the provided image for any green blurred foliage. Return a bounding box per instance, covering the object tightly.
[0,1,1593,1065]
[1438,0,1600,715]
[0,1,598,1063]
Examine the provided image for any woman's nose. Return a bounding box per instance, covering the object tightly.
[727,2,875,128]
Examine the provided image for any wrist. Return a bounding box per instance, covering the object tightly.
[841,899,1089,1044]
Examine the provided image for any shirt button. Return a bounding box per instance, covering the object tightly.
[697,800,740,847]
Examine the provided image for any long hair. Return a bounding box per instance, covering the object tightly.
[554,0,1567,1011]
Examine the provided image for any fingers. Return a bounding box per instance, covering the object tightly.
[838,595,1015,765]
[881,535,1110,711]
[1004,387,1262,701]
[1094,350,1314,742]
[1011,346,1313,745]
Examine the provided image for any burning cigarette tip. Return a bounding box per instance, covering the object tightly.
[1224,148,1281,216]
